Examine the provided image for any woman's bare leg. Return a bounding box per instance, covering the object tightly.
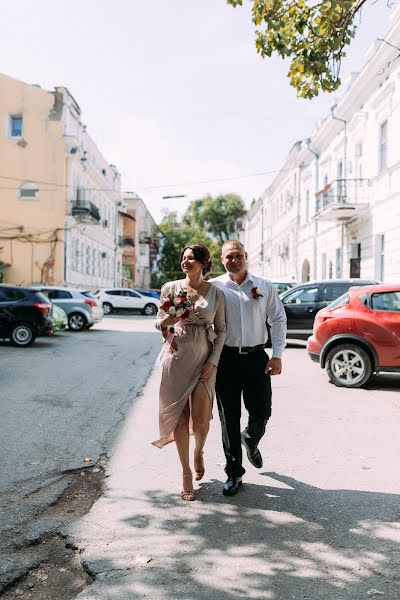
[191,382,211,479]
[173,402,194,498]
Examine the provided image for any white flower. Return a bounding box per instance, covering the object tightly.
[173,298,182,306]
[176,308,184,317]
[168,306,176,316]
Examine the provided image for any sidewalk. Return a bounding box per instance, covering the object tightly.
[67,356,400,600]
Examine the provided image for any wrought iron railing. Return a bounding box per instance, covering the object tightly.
[315,179,370,213]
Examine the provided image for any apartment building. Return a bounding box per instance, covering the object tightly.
[0,73,123,288]
[123,192,160,288]
[244,7,400,284]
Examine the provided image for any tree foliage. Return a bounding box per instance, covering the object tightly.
[155,194,246,285]
[227,0,372,99]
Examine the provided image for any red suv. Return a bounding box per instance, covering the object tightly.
[307,284,400,388]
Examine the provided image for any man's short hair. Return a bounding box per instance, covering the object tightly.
[221,239,246,254]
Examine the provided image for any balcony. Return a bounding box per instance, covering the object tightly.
[71,201,101,222]
[314,179,370,222]
[118,236,135,247]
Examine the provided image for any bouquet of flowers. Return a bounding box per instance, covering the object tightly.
[161,290,193,319]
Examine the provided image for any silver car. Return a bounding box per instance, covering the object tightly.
[30,287,103,331]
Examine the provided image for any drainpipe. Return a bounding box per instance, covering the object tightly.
[306,139,319,279]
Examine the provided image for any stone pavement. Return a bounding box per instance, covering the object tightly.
[67,351,400,600]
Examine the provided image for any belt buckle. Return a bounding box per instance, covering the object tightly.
[238,347,248,354]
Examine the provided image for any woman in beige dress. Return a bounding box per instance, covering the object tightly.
[153,244,226,501]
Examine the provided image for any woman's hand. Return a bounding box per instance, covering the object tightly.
[199,362,215,383]
[161,313,179,329]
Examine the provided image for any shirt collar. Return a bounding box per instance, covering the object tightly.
[224,270,254,287]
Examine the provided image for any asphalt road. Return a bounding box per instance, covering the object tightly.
[0,315,160,590]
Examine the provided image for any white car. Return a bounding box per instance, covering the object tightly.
[95,288,160,316]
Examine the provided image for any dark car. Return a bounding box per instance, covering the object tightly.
[0,284,54,346]
[279,279,379,340]
[307,284,400,387]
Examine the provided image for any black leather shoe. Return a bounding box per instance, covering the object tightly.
[241,432,263,469]
[222,476,242,496]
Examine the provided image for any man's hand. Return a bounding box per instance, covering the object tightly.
[266,357,282,376]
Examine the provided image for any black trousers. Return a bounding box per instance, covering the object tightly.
[215,347,272,477]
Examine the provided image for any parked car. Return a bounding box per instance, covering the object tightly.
[279,279,379,340]
[307,284,400,388]
[52,304,68,332]
[95,288,160,315]
[30,287,103,331]
[272,281,297,295]
[0,284,54,346]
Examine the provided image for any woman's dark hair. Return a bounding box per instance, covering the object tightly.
[180,244,212,275]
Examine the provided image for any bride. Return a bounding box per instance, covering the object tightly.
[152,244,226,500]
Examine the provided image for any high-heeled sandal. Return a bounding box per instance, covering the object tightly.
[194,450,205,481]
[181,474,195,501]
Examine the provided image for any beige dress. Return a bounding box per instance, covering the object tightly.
[152,280,226,448]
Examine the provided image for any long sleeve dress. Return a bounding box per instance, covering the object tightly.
[152,280,226,448]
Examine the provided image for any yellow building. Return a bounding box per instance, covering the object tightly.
[0,72,123,287]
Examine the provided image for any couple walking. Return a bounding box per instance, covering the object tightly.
[152,240,287,500]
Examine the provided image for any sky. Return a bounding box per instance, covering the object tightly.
[1,0,398,223]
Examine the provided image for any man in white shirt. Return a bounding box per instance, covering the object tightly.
[210,240,287,496]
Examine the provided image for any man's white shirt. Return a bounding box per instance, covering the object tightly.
[210,272,287,358]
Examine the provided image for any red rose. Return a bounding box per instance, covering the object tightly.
[162,300,171,310]
[182,309,191,319]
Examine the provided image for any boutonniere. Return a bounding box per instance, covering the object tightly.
[251,287,263,300]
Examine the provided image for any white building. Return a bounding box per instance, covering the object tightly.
[123,192,160,288]
[62,88,123,290]
[244,7,400,284]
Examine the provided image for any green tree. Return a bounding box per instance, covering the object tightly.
[155,193,246,284]
[227,0,375,99]
[183,193,246,244]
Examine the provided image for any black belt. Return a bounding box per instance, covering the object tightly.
[223,343,267,355]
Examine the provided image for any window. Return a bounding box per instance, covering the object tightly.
[47,290,72,299]
[0,288,26,301]
[9,115,23,138]
[375,234,385,280]
[379,120,388,172]
[327,293,350,310]
[305,190,310,222]
[335,247,342,278]
[123,290,141,298]
[106,290,121,296]
[92,249,96,276]
[282,286,319,305]
[322,284,349,302]
[19,181,39,200]
[86,247,90,274]
[371,292,400,312]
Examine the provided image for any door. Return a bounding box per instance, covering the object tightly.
[47,289,74,313]
[370,291,400,366]
[281,285,320,334]
[105,290,123,309]
[0,289,10,336]
[122,290,144,309]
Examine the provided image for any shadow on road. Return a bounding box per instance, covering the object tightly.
[82,473,400,599]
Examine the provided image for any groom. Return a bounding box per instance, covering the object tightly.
[211,240,287,496]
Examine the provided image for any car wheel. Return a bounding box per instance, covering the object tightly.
[68,313,88,332]
[10,323,36,347]
[143,303,157,316]
[102,302,113,315]
[326,344,372,388]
